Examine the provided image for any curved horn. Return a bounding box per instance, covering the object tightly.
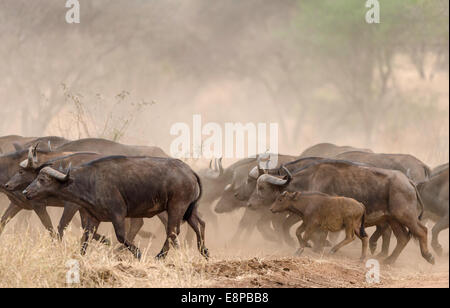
[259,174,290,186]
[42,163,71,182]
[26,146,34,168]
[281,166,293,186]
[32,143,39,161]
[259,166,292,187]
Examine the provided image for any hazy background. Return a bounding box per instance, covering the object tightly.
[0,0,448,166]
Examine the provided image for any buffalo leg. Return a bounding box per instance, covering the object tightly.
[330,225,355,255]
[187,210,209,259]
[33,205,56,236]
[393,210,435,264]
[80,211,100,256]
[297,225,317,256]
[0,203,22,236]
[125,218,144,243]
[256,215,278,243]
[57,202,80,239]
[156,208,182,259]
[112,217,142,259]
[231,208,258,243]
[383,220,410,265]
[379,226,392,257]
[354,223,369,261]
[431,215,449,256]
[369,223,391,256]
[294,223,308,256]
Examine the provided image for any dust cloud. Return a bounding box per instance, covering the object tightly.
[0,0,448,287]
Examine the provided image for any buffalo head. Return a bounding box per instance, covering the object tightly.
[23,164,71,200]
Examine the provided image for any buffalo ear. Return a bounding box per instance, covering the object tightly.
[13,143,23,152]
[294,191,301,199]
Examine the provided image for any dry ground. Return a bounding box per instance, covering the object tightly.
[0,208,448,288]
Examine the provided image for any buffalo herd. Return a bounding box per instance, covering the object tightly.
[0,136,448,265]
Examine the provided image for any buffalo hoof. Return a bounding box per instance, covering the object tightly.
[100,238,111,246]
[155,251,167,260]
[201,248,210,260]
[135,251,142,260]
[294,248,304,257]
[424,253,435,265]
[329,248,338,255]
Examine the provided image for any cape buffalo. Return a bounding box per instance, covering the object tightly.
[299,143,373,158]
[4,149,153,243]
[233,157,332,247]
[335,151,432,255]
[0,146,73,237]
[0,135,36,154]
[417,167,449,256]
[247,160,434,265]
[214,154,301,246]
[270,191,368,260]
[0,135,69,155]
[23,156,208,260]
[54,138,168,157]
[335,151,431,183]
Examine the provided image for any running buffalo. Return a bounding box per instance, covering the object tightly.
[247,160,434,265]
[23,156,209,260]
[418,166,449,256]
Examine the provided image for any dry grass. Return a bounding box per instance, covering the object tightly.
[0,225,448,288]
[0,228,213,288]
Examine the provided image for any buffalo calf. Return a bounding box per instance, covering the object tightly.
[270,191,368,260]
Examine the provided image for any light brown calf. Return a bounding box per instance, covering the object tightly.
[270,191,368,260]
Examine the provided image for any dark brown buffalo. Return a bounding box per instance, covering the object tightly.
[55,138,168,157]
[0,135,69,154]
[335,151,431,183]
[24,156,208,260]
[199,156,279,243]
[214,154,303,246]
[0,147,71,237]
[335,151,432,254]
[233,157,332,247]
[0,148,110,243]
[1,137,166,238]
[0,135,35,154]
[4,149,153,243]
[417,167,449,255]
[271,191,368,260]
[248,160,434,265]
[299,143,373,158]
